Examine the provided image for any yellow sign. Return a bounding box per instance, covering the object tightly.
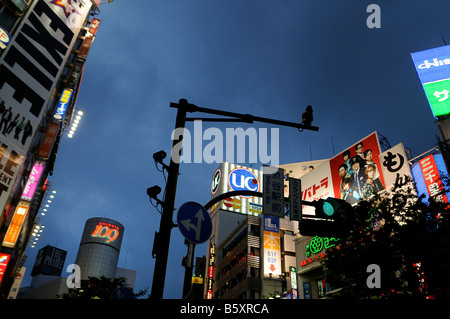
[192,276,204,284]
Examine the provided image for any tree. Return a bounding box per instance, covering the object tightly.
[60,276,149,299]
[321,177,450,299]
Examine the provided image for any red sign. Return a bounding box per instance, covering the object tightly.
[419,155,449,203]
[0,253,11,284]
[88,18,101,35]
[91,222,120,242]
[38,122,60,159]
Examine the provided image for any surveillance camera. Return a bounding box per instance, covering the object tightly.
[153,150,167,163]
[147,185,162,199]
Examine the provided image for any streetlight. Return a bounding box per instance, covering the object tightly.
[149,99,319,299]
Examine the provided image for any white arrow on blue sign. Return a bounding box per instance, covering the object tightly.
[177,201,212,244]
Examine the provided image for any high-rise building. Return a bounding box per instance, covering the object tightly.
[0,0,102,297]
[205,162,298,299]
[75,217,125,281]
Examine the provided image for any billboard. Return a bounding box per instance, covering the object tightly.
[411,45,450,118]
[379,143,413,192]
[329,132,385,203]
[21,160,46,201]
[209,162,263,216]
[280,132,386,218]
[263,215,282,276]
[412,153,449,204]
[37,122,60,159]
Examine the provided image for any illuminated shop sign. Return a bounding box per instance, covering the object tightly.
[0,253,11,285]
[263,215,281,276]
[2,201,30,248]
[38,122,60,159]
[0,27,11,49]
[211,168,221,194]
[418,154,449,204]
[228,168,260,196]
[210,163,263,216]
[290,266,298,299]
[52,88,73,120]
[301,236,339,267]
[207,244,215,299]
[91,222,120,242]
[412,45,450,118]
[21,161,45,201]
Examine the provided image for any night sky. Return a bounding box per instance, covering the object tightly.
[20,0,450,298]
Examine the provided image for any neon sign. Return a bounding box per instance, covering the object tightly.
[52,88,73,120]
[301,236,339,267]
[91,222,120,242]
[305,236,339,257]
[228,168,260,197]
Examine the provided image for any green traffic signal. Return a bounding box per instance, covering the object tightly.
[314,197,353,220]
[322,201,335,217]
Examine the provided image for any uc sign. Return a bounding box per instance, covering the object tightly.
[228,168,260,197]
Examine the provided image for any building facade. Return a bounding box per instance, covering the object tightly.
[205,163,298,299]
[0,0,101,297]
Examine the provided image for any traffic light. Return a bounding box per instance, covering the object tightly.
[299,197,354,237]
[314,197,353,221]
[301,105,313,127]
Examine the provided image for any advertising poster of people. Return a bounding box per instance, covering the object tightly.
[280,132,387,218]
[329,132,386,205]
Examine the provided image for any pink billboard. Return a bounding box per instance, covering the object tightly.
[21,161,46,201]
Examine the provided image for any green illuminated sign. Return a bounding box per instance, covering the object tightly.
[423,78,450,117]
[305,236,339,257]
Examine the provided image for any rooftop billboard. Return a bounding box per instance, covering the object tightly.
[279,132,386,217]
[411,45,450,118]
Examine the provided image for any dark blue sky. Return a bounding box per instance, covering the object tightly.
[22,0,450,298]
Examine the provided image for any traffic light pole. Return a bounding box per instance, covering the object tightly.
[150,99,318,299]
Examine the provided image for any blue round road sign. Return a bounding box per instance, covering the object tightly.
[177,202,212,244]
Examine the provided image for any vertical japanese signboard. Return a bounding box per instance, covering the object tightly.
[290,266,298,299]
[263,166,284,218]
[411,45,450,118]
[38,122,60,159]
[289,177,302,221]
[206,243,215,299]
[20,160,45,201]
[379,143,413,192]
[2,201,30,248]
[419,154,449,204]
[263,215,281,276]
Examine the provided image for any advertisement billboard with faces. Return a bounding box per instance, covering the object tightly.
[329,132,385,205]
